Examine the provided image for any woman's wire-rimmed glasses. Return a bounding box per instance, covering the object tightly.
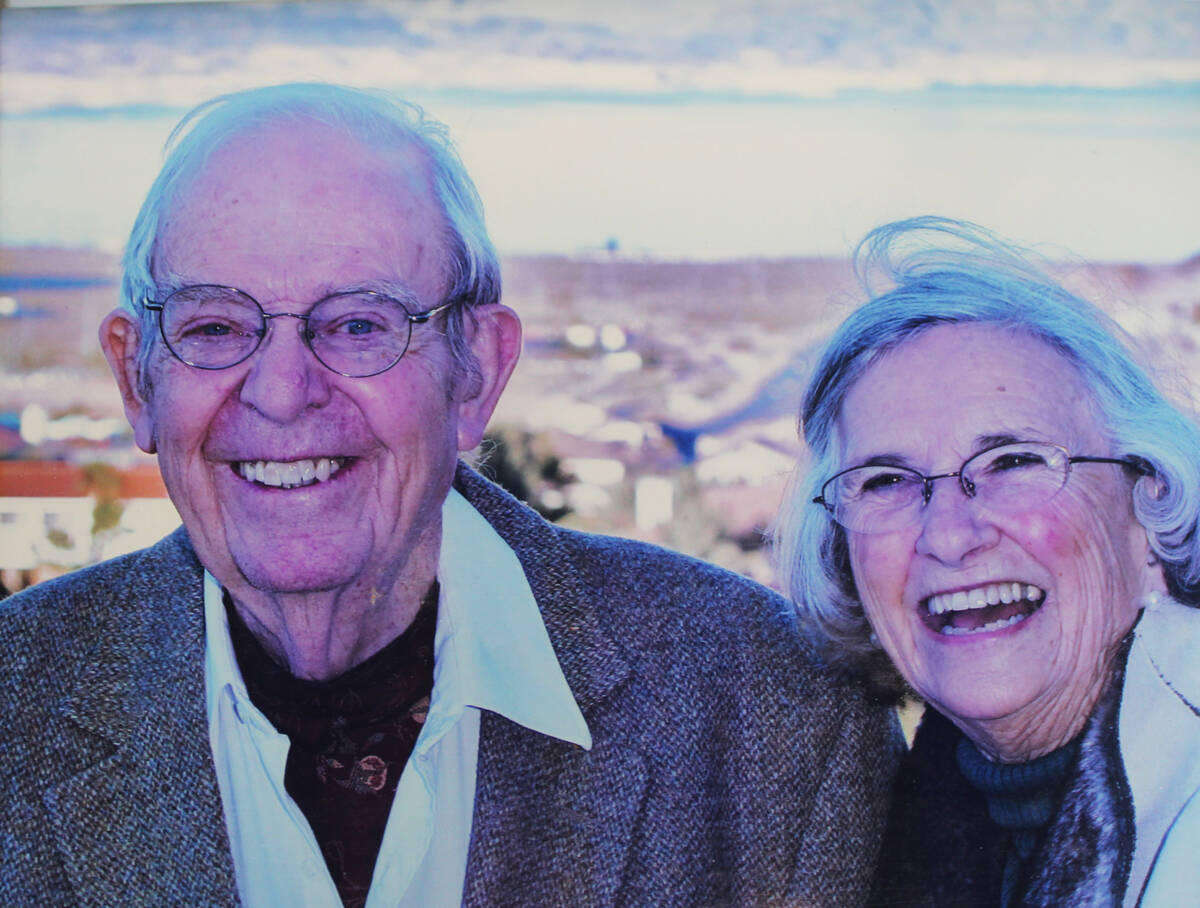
[143,284,458,378]
[813,440,1149,534]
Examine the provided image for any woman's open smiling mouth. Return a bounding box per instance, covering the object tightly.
[921,582,1046,637]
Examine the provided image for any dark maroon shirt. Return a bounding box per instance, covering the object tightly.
[226,588,438,908]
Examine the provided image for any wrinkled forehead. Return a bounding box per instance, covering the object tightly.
[163,118,437,245]
[834,322,1108,461]
[183,114,431,196]
[155,117,450,299]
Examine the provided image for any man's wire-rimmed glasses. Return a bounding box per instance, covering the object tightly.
[812,440,1148,535]
[143,284,458,378]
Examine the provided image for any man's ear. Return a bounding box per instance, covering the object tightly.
[99,309,157,454]
[456,303,522,452]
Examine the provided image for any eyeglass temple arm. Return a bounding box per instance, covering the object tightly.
[1070,455,1154,476]
[409,300,456,325]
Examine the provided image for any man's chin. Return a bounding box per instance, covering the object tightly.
[220,544,371,598]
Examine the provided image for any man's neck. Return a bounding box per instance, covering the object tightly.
[224,564,439,682]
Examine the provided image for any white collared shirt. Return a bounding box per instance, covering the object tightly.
[205,489,591,907]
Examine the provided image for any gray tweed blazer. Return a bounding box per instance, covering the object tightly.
[0,464,898,907]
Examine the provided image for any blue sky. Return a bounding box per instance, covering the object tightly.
[2,0,1197,261]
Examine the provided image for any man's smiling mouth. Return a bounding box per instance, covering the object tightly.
[921,582,1046,636]
[235,457,346,489]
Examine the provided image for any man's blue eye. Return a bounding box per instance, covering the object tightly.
[179,319,241,339]
[345,319,376,335]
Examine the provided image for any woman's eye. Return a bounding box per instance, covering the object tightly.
[989,452,1046,472]
[860,472,910,494]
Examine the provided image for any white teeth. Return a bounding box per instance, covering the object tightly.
[941,612,1030,636]
[926,582,1047,616]
[237,457,343,488]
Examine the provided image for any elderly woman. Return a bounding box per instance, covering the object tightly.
[776,217,1200,907]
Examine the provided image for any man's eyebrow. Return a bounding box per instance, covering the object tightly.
[149,277,427,307]
[319,278,424,306]
[149,270,194,293]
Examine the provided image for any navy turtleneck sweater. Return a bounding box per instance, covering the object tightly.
[955,734,1081,908]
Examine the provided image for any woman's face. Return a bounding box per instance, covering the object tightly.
[837,323,1157,760]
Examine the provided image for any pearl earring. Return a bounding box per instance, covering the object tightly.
[1142,590,1164,611]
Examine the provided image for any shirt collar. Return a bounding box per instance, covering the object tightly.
[434,488,591,750]
[203,488,591,750]
[204,570,276,735]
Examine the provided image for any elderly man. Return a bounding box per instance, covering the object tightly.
[1,84,897,907]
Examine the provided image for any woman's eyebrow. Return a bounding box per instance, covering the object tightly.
[852,453,914,468]
[973,431,1043,450]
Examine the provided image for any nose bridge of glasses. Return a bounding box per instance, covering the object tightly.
[911,464,1003,563]
[236,308,335,419]
[261,309,311,326]
[922,469,972,505]
[253,309,324,365]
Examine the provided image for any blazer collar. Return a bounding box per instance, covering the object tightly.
[454,464,646,905]
[1137,596,1200,714]
[46,528,238,905]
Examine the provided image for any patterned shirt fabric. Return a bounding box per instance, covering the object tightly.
[226,588,438,908]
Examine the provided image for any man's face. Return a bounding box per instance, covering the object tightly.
[110,121,495,598]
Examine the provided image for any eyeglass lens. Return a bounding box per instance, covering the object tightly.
[825,442,1073,533]
[158,286,416,377]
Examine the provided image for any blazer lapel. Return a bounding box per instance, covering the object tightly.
[464,713,648,908]
[44,530,238,906]
[457,466,647,906]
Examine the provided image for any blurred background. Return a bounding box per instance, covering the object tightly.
[2,0,1198,596]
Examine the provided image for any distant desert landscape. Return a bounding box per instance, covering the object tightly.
[3,245,1199,588]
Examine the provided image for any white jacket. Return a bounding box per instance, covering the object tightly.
[1121,596,1200,907]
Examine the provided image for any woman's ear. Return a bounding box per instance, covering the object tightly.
[455,304,522,453]
[99,309,157,454]
[1142,543,1168,596]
